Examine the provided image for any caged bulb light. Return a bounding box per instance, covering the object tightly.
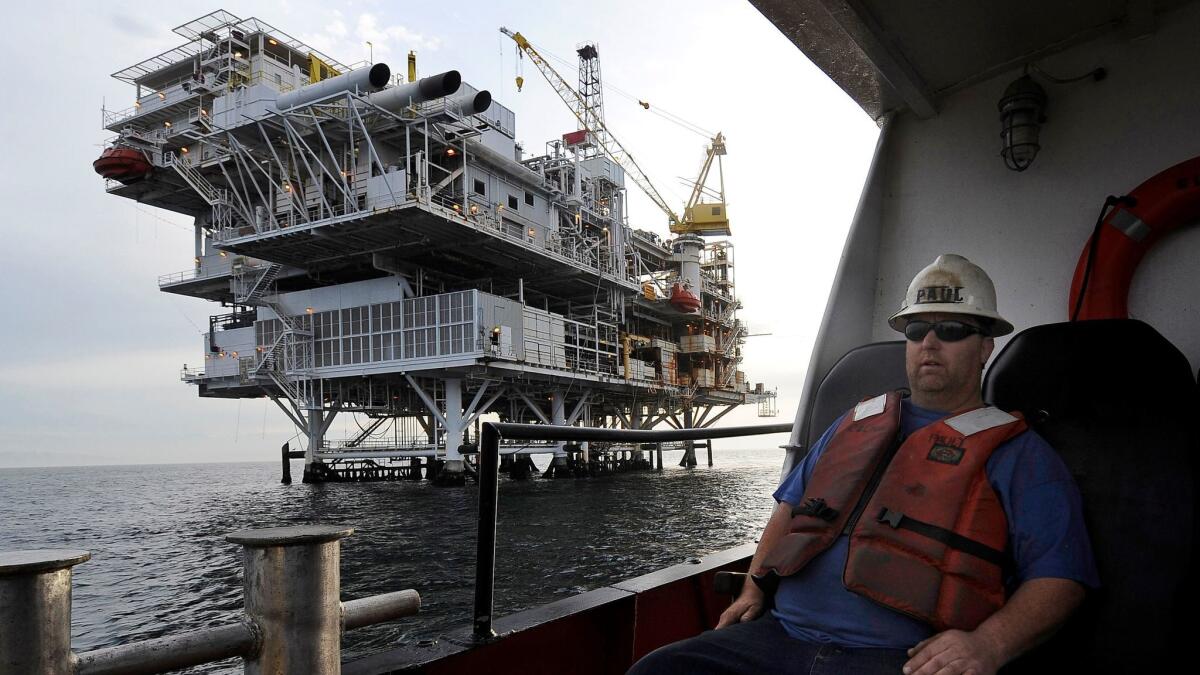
[998,74,1047,172]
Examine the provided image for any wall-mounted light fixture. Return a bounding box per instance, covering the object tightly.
[998,75,1046,172]
[999,65,1105,172]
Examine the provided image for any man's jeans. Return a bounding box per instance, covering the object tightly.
[627,616,909,675]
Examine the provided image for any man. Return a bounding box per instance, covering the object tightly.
[629,254,1098,675]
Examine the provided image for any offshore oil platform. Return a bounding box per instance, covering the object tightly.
[95,10,776,484]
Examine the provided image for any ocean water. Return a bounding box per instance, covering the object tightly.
[0,450,783,672]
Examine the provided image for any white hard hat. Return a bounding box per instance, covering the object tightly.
[888,254,1013,337]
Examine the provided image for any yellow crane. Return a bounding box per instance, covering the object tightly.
[500,28,730,237]
[681,132,730,236]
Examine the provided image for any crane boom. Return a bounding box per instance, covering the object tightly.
[501,27,684,229]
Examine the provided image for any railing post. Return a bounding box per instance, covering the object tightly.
[473,423,501,639]
[226,525,354,674]
[0,549,90,675]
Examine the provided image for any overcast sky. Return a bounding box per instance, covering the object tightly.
[0,0,878,467]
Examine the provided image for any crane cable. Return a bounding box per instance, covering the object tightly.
[525,38,714,139]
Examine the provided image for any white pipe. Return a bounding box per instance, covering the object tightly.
[366,71,462,112]
[446,89,491,117]
[276,63,391,110]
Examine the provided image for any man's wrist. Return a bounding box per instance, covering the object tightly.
[738,578,765,601]
[969,622,1009,668]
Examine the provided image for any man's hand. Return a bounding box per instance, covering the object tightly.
[903,578,1085,674]
[903,629,1002,675]
[715,593,764,629]
[716,501,793,630]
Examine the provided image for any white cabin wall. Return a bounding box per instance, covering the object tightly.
[787,123,892,451]
[868,2,1200,372]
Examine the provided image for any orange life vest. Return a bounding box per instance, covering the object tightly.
[756,391,1027,631]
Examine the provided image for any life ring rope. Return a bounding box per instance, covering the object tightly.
[1068,156,1200,321]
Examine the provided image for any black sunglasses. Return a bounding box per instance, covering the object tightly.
[904,320,983,342]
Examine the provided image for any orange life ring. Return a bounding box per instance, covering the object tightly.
[1069,156,1200,320]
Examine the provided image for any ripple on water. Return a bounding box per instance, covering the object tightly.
[1,450,781,673]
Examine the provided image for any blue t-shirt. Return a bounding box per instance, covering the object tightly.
[770,399,1100,649]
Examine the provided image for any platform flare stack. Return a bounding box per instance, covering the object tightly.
[96,10,777,483]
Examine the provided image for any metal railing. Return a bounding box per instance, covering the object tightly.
[471,421,792,639]
[0,525,419,674]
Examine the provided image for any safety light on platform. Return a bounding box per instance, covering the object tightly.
[453,204,461,212]
[998,74,1046,172]
[194,256,201,264]
[218,250,227,256]
[157,91,165,100]
[134,100,141,108]
[268,38,278,46]
[234,51,243,59]
[469,204,478,215]
[257,346,264,352]
[283,182,292,192]
[200,109,208,116]
[180,146,189,154]
[164,120,172,128]
[575,212,581,224]
[231,351,239,358]
[306,307,315,314]
[446,148,457,157]
[527,227,536,237]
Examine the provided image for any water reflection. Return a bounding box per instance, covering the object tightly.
[0,451,780,672]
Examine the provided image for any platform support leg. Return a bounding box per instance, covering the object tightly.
[434,378,466,486]
[680,406,697,467]
[545,389,571,478]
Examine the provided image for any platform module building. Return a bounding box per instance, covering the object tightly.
[96,10,776,483]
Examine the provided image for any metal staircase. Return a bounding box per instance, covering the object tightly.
[165,152,222,205]
[165,151,254,230]
[234,263,282,304]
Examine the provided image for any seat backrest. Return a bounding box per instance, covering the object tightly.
[805,341,907,449]
[983,319,1197,671]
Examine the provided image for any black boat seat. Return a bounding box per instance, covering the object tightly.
[718,341,907,598]
[804,341,907,451]
[983,319,1197,673]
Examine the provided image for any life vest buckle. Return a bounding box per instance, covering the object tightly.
[877,507,904,528]
[794,497,840,522]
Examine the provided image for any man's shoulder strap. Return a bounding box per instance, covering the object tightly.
[944,407,1023,437]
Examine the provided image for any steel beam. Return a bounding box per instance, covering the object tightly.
[816,0,937,118]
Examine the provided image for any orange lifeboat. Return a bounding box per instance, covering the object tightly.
[93,147,152,183]
[669,282,701,313]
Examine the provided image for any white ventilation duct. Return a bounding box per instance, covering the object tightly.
[276,63,392,110]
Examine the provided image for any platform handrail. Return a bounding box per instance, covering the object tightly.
[472,421,792,639]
